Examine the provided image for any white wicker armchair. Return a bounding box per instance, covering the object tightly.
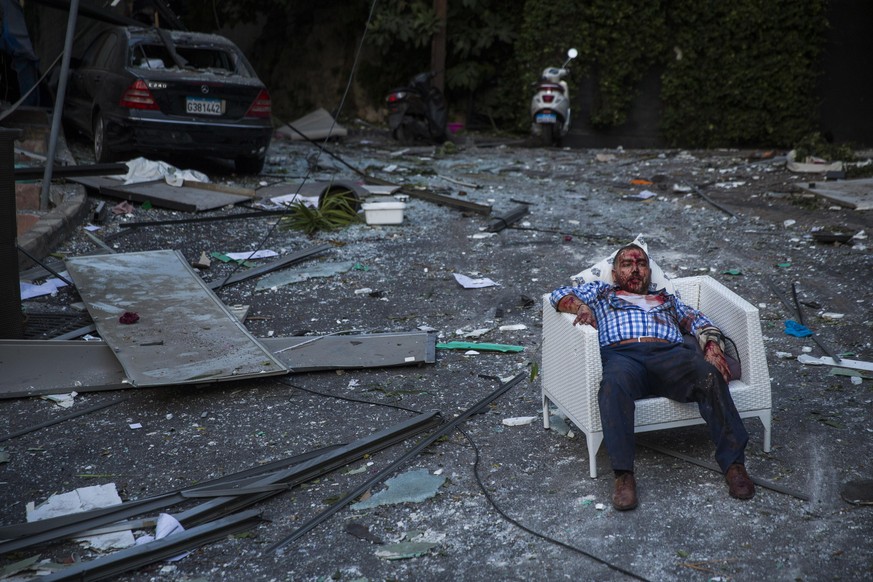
[541,275,772,478]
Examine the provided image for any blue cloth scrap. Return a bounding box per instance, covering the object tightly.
[785,320,813,337]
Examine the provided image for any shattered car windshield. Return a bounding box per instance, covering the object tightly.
[131,43,242,75]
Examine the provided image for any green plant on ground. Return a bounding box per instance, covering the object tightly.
[792,132,855,163]
[279,191,361,235]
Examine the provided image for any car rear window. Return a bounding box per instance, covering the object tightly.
[130,43,246,76]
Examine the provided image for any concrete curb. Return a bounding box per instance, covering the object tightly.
[17,186,90,270]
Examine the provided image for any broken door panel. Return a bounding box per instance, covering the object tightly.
[70,177,251,212]
[64,250,287,387]
[0,332,436,398]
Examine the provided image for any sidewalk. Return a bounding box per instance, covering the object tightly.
[4,106,89,271]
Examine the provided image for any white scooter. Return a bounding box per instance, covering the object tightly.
[530,48,577,146]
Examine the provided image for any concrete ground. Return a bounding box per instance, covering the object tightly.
[3,127,872,581]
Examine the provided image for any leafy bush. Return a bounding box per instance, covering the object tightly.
[279,191,362,236]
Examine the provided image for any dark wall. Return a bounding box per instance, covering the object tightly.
[816,0,873,146]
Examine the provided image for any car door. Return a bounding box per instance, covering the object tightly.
[66,30,122,135]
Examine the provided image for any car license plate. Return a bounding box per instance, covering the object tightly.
[535,112,557,124]
[186,97,225,116]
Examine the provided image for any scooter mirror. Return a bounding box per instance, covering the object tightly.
[567,48,578,59]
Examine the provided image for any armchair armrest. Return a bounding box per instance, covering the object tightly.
[674,276,769,393]
[541,294,604,432]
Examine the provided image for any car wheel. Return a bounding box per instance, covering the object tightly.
[235,155,265,175]
[93,113,115,163]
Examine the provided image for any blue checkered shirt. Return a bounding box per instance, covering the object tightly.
[549,281,716,347]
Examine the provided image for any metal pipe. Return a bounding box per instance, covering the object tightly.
[40,0,80,210]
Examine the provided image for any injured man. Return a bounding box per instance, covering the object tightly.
[549,243,754,510]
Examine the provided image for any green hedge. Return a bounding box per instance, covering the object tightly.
[660,0,828,147]
[517,0,828,147]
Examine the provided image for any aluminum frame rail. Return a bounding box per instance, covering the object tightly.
[268,371,527,552]
[0,412,441,553]
[39,510,264,582]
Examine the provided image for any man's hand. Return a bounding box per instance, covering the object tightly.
[573,303,597,328]
[557,295,597,328]
[703,341,731,383]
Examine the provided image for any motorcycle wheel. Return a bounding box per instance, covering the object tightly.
[539,123,557,147]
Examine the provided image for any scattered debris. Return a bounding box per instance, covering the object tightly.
[374,540,439,560]
[351,468,446,510]
[20,276,68,300]
[40,392,77,409]
[797,354,873,373]
[256,260,357,291]
[133,513,189,562]
[276,108,349,141]
[624,190,657,201]
[345,522,383,544]
[502,416,537,426]
[795,177,873,210]
[453,273,500,289]
[193,251,211,269]
[498,324,527,331]
[784,320,812,337]
[362,200,407,225]
[122,157,209,186]
[223,250,279,261]
[26,483,135,551]
[486,205,529,232]
[435,341,524,353]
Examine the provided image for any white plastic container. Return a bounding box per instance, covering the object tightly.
[361,201,406,225]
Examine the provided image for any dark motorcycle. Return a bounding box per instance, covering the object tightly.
[385,71,448,144]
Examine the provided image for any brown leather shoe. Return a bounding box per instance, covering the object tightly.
[612,472,638,510]
[725,463,755,500]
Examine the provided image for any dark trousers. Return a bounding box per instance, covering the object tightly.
[598,341,748,474]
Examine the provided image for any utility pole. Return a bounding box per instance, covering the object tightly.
[431,0,447,93]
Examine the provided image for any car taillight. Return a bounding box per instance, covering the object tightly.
[246,89,271,118]
[386,91,407,103]
[119,80,159,110]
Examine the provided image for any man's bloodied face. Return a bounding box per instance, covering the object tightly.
[612,246,652,294]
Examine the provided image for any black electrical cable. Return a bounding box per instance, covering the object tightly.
[0,397,127,443]
[459,426,652,582]
[275,378,423,416]
[16,245,74,286]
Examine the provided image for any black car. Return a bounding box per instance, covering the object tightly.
[62,26,273,174]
